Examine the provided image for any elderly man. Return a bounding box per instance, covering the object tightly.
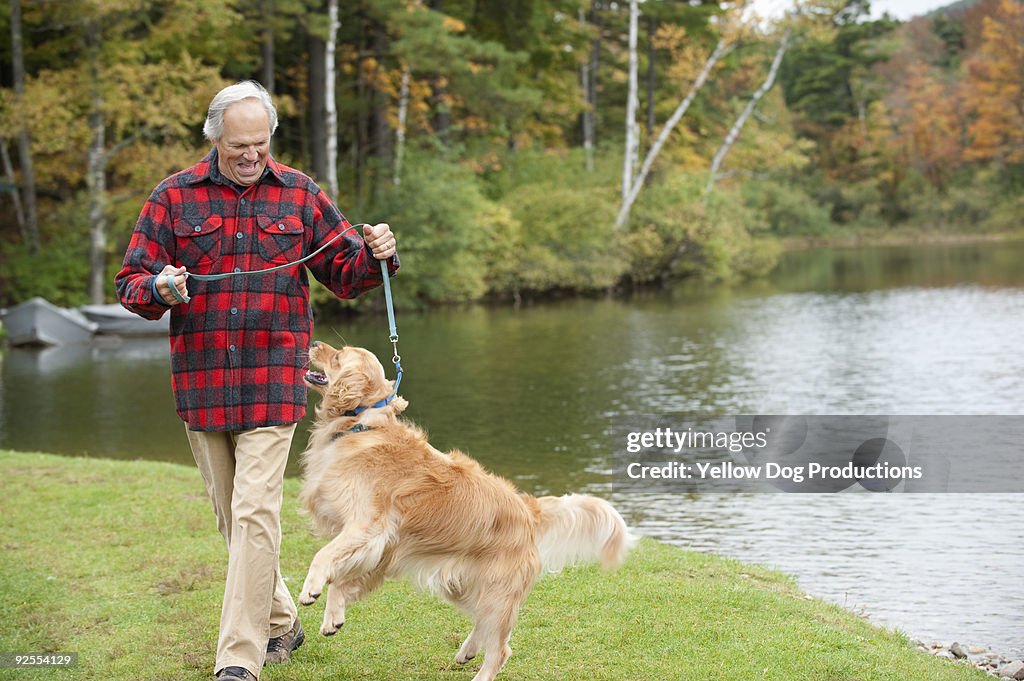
[115,81,397,681]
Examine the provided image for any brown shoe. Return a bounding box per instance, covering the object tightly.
[265,618,304,665]
[216,667,255,680]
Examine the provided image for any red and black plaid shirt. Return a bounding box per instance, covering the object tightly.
[115,150,398,432]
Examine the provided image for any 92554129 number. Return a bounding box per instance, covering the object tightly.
[0,653,79,667]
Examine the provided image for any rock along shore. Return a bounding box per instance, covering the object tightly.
[914,641,1024,679]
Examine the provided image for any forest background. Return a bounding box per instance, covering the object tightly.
[1,0,1021,312]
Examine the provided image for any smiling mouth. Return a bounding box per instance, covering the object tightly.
[304,370,328,386]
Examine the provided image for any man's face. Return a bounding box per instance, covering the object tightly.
[214,99,271,186]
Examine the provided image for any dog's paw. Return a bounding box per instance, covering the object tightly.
[320,620,344,637]
[300,571,325,605]
[455,651,476,665]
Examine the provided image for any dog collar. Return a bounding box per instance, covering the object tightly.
[343,368,403,417]
[331,424,371,441]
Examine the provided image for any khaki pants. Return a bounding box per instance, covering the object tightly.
[187,423,299,678]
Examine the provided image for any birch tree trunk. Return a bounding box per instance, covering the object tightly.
[86,20,107,305]
[646,14,657,138]
[10,0,39,254]
[393,64,410,186]
[621,0,641,201]
[324,0,340,201]
[704,29,791,200]
[615,37,732,229]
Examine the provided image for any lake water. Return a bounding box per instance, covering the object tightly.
[1,240,1022,657]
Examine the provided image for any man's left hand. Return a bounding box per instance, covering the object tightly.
[363,223,396,260]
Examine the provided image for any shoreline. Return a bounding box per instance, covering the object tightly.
[778,227,1024,252]
[917,642,1024,679]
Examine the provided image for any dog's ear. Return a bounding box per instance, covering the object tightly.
[328,379,366,412]
[323,360,372,417]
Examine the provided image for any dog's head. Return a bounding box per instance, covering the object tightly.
[304,341,407,420]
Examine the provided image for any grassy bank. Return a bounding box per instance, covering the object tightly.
[0,450,988,681]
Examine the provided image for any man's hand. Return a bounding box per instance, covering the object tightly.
[363,223,396,260]
[155,265,190,305]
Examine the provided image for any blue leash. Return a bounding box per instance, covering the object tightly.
[345,260,402,415]
[377,258,404,406]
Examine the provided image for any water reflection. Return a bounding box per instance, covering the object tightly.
[0,338,181,460]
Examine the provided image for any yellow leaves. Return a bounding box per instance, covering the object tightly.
[653,24,687,53]
[2,43,224,196]
[6,69,91,188]
[443,16,466,34]
[654,24,721,88]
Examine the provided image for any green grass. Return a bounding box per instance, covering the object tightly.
[0,450,988,681]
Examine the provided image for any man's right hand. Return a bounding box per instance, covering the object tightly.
[155,265,190,305]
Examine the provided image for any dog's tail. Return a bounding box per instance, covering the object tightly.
[534,494,637,574]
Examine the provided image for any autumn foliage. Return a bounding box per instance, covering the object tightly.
[0,0,1021,308]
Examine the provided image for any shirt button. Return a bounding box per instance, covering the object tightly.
[229,344,236,352]
[233,267,241,273]
[230,307,238,315]
[235,232,243,240]
[278,223,286,231]
[193,225,202,232]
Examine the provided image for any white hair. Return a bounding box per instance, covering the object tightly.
[202,80,278,142]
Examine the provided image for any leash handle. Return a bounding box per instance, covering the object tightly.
[165,272,190,304]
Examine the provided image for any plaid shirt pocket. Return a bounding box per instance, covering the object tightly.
[173,215,223,272]
[256,215,305,264]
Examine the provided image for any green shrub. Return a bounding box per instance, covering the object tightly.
[626,171,780,283]
[340,151,508,308]
[742,179,832,236]
[0,194,93,308]
[498,180,623,294]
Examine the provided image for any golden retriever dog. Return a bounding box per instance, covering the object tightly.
[298,341,635,681]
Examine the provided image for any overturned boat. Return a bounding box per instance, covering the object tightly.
[0,297,97,346]
[79,303,169,337]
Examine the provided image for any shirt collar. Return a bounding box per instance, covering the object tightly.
[187,148,285,187]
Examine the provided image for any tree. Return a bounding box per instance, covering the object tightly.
[705,29,792,199]
[962,0,1024,165]
[579,3,598,172]
[8,0,40,254]
[325,0,340,200]
[615,36,733,228]
[779,6,896,138]
[1,0,232,304]
[621,0,641,202]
